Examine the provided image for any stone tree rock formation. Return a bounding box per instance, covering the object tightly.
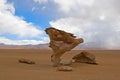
[45,27,84,66]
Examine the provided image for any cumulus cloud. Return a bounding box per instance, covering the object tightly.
[0,37,49,45]
[0,0,47,45]
[53,0,94,14]
[0,13,43,38]
[50,0,120,49]
[0,0,43,38]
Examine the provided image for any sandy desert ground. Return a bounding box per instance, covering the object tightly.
[0,49,120,80]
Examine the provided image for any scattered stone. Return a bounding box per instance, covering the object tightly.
[57,66,73,71]
[18,58,35,64]
[72,51,98,65]
[60,60,72,66]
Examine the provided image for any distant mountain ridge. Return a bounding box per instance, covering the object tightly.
[0,42,107,50]
[0,43,50,49]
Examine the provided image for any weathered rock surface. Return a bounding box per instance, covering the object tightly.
[57,66,73,71]
[72,51,98,65]
[18,58,35,64]
[60,60,72,66]
[45,27,84,66]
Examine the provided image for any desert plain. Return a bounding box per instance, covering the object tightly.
[0,49,120,80]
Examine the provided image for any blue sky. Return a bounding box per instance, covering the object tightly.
[0,0,120,49]
[8,0,56,28]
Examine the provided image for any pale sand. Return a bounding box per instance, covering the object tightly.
[0,49,120,80]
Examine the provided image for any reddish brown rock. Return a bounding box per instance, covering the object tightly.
[57,66,73,71]
[72,51,98,65]
[60,60,72,66]
[18,58,35,64]
[45,27,84,66]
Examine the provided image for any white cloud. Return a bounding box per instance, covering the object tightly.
[0,0,48,45]
[0,0,15,14]
[32,0,47,12]
[32,7,36,12]
[0,0,43,38]
[50,0,120,49]
[33,0,48,4]
[0,37,48,45]
[53,0,94,13]
[41,6,46,10]
[50,17,92,36]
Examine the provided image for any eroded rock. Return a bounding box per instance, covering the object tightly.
[60,60,72,66]
[18,58,35,64]
[45,27,84,66]
[72,51,98,65]
[57,66,73,71]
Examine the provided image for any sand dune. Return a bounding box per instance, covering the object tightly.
[0,49,120,80]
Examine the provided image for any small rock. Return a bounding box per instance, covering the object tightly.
[60,60,72,66]
[57,66,73,71]
[72,51,98,65]
[18,58,35,64]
